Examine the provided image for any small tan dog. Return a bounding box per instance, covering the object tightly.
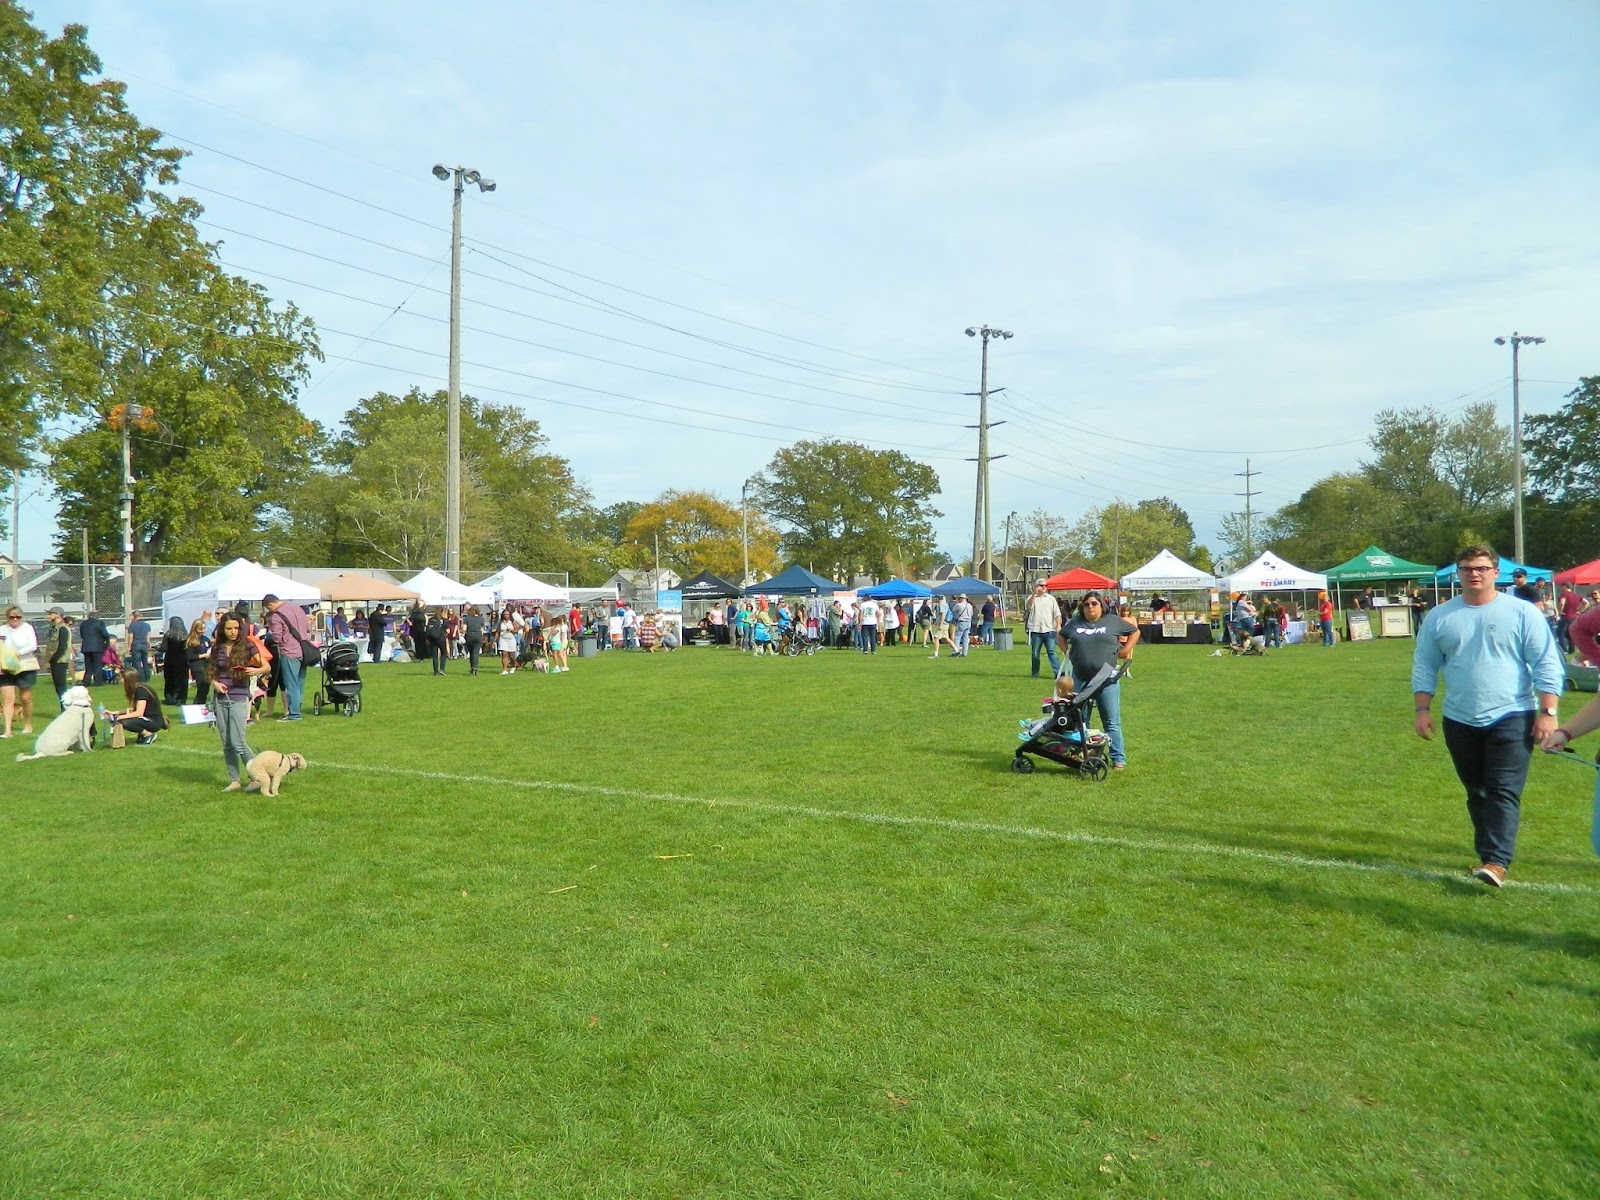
[245,750,308,796]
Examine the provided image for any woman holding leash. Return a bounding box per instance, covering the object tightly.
[209,612,267,792]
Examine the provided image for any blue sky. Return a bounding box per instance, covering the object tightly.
[17,0,1600,567]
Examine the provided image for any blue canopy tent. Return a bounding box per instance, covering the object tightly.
[857,578,932,600]
[1435,555,1553,590]
[931,575,1002,597]
[743,564,845,597]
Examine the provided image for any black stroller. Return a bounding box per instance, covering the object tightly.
[1011,663,1123,779]
[312,641,363,716]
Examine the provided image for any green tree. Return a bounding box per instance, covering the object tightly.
[1523,376,1600,566]
[1071,497,1199,578]
[619,490,781,580]
[1,3,186,466]
[751,440,940,580]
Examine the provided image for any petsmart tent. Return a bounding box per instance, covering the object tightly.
[1120,549,1216,591]
[856,578,932,599]
[476,565,570,604]
[400,567,496,608]
[162,558,320,628]
[1217,551,1327,594]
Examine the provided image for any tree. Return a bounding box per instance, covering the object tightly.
[751,440,941,580]
[1006,508,1085,570]
[619,490,780,580]
[1,3,187,467]
[1523,376,1600,566]
[271,388,594,575]
[1071,497,1200,578]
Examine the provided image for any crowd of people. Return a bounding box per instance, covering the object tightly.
[692,594,1001,658]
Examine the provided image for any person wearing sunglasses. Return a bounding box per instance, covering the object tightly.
[1,606,41,738]
[1056,591,1139,770]
[1411,545,1565,887]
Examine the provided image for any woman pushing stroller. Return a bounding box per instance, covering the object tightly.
[1056,591,1139,771]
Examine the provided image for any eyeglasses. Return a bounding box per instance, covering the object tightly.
[1459,565,1496,575]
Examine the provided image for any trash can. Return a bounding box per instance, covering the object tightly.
[993,627,1014,652]
[578,635,599,659]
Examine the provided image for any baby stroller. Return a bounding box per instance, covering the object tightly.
[1011,663,1124,779]
[313,641,363,716]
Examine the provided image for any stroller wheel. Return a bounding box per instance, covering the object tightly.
[1010,755,1036,775]
[312,694,322,717]
[350,693,362,715]
[1085,757,1108,782]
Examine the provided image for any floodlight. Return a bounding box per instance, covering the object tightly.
[965,327,977,336]
[463,169,481,185]
[432,164,450,180]
[477,178,497,193]
[1494,337,1506,345]
[1001,330,1014,339]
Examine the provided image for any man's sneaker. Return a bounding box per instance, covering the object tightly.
[137,731,157,745]
[1471,863,1507,888]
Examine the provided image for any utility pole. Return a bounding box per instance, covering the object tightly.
[83,528,92,612]
[432,163,496,581]
[1494,332,1544,564]
[1111,500,1123,580]
[1002,511,1016,595]
[964,324,1012,581]
[741,478,752,585]
[1235,459,1260,561]
[9,471,18,609]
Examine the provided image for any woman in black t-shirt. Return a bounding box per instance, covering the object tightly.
[1055,592,1140,771]
[107,668,167,745]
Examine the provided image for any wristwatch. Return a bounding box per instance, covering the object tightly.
[1541,707,1559,717]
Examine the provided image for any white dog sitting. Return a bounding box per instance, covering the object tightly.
[15,686,96,762]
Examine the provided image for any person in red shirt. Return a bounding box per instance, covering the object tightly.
[1317,591,1335,647]
[1556,584,1582,656]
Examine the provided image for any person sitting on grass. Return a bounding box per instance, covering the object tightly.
[638,612,660,652]
[105,668,167,745]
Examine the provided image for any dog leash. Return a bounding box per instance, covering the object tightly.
[1543,746,1600,857]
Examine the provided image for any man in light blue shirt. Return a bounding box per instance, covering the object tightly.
[1412,545,1565,887]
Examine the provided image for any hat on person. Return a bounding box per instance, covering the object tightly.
[47,606,64,617]
[1511,569,1526,579]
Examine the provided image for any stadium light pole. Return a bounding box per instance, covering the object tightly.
[1494,332,1544,565]
[965,325,1012,584]
[433,163,497,581]
[741,478,753,585]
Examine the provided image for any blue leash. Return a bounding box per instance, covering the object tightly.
[1544,748,1600,857]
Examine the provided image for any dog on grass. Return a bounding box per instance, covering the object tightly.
[16,686,96,762]
[245,750,307,796]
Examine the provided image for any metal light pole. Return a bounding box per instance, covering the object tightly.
[432,163,497,580]
[741,479,752,585]
[965,325,1012,582]
[1494,332,1544,564]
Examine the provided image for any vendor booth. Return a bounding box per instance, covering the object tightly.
[679,570,743,644]
[1219,550,1328,642]
[1555,558,1600,586]
[477,564,570,605]
[857,578,932,600]
[161,558,320,629]
[931,575,1001,597]
[744,565,845,597]
[320,573,420,604]
[1042,567,1114,591]
[1120,549,1215,644]
[400,567,496,609]
[1322,545,1435,637]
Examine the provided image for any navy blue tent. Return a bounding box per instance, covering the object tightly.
[932,575,1002,597]
[744,565,845,597]
[857,578,932,600]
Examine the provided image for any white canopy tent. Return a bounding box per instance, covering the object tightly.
[1218,550,1327,594]
[476,564,570,604]
[1120,549,1217,591]
[400,567,496,608]
[161,558,321,628]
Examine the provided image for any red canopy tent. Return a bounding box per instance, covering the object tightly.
[1043,567,1115,590]
[1555,558,1600,586]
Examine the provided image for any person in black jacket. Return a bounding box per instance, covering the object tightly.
[463,604,484,675]
[408,602,429,665]
[44,608,73,710]
[77,610,111,689]
[426,609,448,675]
[366,608,386,664]
[160,616,190,706]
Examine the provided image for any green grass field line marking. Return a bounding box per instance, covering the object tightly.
[155,747,1600,896]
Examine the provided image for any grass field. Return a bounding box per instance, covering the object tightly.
[3,636,1598,1198]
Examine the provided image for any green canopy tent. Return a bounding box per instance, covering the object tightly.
[1322,545,1436,617]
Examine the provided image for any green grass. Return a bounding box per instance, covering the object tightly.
[3,638,1598,1198]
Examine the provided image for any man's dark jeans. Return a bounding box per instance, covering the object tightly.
[1028,631,1061,677]
[1442,711,1534,868]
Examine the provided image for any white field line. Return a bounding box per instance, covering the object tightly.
[156,747,1600,897]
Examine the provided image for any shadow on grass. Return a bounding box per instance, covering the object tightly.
[1116,819,1461,859]
[1206,874,1600,962]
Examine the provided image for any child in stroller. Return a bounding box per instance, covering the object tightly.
[1012,663,1123,779]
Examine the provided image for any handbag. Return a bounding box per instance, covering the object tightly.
[293,625,322,669]
[0,641,21,673]
[109,721,127,749]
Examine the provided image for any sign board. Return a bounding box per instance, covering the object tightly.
[1378,606,1412,638]
[1024,555,1053,572]
[1346,610,1374,642]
